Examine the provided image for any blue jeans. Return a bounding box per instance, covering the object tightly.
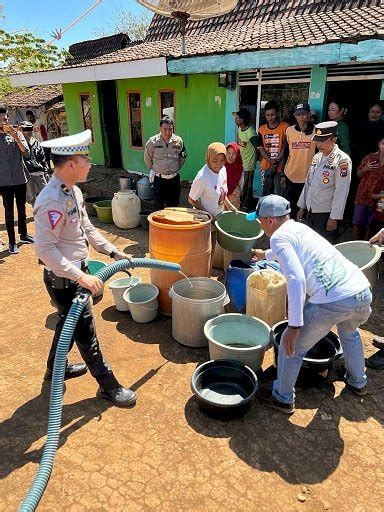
[273,287,372,404]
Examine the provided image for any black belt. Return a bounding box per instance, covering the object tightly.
[41,260,88,289]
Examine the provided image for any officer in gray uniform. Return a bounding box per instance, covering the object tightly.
[297,121,352,243]
[144,118,187,210]
[34,129,136,407]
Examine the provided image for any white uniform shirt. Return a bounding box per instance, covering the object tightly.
[189,164,227,218]
[297,144,352,219]
[265,220,370,326]
[34,175,117,280]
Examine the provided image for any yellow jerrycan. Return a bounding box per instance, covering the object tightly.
[246,269,287,326]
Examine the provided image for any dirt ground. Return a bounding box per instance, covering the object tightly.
[1,175,384,511]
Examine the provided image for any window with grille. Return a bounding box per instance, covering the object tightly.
[159,91,175,123]
[128,92,143,148]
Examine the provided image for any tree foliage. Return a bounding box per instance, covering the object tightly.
[0,30,66,72]
[95,7,151,41]
[0,29,66,99]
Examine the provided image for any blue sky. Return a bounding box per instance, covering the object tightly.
[1,0,150,48]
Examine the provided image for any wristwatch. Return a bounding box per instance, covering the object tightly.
[288,325,301,329]
[109,251,116,259]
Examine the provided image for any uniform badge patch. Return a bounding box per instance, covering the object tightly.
[323,177,330,184]
[340,170,348,177]
[339,160,349,171]
[66,200,73,207]
[48,210,62,229]
[322,171,330,176]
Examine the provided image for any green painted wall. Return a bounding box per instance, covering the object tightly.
[62,82,105,165]
[309,65,327,121]
[116,74,226,180]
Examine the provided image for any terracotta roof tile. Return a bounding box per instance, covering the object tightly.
[4,84,63,108]
[145,0,382,41]
[12,4,383,76]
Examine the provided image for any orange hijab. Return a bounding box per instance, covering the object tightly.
[205,142,227,172]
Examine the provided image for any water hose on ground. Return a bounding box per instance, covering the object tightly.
[19,258,181,512]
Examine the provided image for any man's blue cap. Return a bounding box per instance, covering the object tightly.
[246,195,291,220]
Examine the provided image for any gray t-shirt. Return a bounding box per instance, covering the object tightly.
[0,131,30,187]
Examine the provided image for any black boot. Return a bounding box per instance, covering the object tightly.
[372,335,384,349]
[366,348,384,370]
[97,386,137,407]
[44,363,88,381]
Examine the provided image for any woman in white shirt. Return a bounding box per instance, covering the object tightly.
[189,142,238,271]
[188,142,237,219]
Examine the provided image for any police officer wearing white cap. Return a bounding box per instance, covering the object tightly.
[34,130,136,407]
[252,195,371,413]
[297,121,352,243]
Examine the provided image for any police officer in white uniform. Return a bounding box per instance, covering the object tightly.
[297,121,352,243]
[34,130,136,407]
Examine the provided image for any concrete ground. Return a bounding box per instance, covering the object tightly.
[1,194,383,511]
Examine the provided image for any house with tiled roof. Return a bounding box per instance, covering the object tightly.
[10,0,384,177]
[4,84,66,140]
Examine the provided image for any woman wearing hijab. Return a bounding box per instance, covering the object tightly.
[189,142,238,271]
[188,142,237,219]
[225,142,243,210]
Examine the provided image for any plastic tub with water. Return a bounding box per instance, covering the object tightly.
[271,320,343,371]
[108,276,141,312]
[215,211,264,253]
[204,313,271,372]
[335,240,383,285]
[123,283,159,323]
[191,359,258,419]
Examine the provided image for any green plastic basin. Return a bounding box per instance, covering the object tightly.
[94,200,113,224]
[88,260,107,275]
[215,211,264,252]
[87,260,107,298]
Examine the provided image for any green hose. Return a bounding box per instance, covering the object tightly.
[19,258,180,511]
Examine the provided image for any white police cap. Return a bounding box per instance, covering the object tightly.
[41,129,92,156]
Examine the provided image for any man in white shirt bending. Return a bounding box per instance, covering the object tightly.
[252,195,372,414]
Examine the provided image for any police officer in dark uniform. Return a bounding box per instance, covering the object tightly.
[34,130,136,407]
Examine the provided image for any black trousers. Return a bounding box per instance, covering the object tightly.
[153,174,180,211]
[282,177,304,218]
[306,211,339,244]
[241,170,256,211]
[44,269,119,390]
[0,184,28,244]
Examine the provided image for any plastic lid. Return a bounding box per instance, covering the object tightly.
[150,208,211,225]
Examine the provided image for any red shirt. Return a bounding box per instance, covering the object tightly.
[372,177,384,224]
[354,152,384,207]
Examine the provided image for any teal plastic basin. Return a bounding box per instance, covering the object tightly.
[88,260,107,275]
[215,211,264,252]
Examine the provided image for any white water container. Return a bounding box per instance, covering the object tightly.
[112,190,141,229]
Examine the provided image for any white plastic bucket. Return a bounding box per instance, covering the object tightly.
[123,283,159,323]
[169,277,230,347]
[108,276,142,312]
[204,313,271,372]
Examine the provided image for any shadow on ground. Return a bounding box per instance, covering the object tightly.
[101,306,209,364]
[184,360,384,485]
[0,365,158,481]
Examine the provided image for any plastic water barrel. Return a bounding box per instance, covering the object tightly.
[148,208,212,315]
[112,190,141,229]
